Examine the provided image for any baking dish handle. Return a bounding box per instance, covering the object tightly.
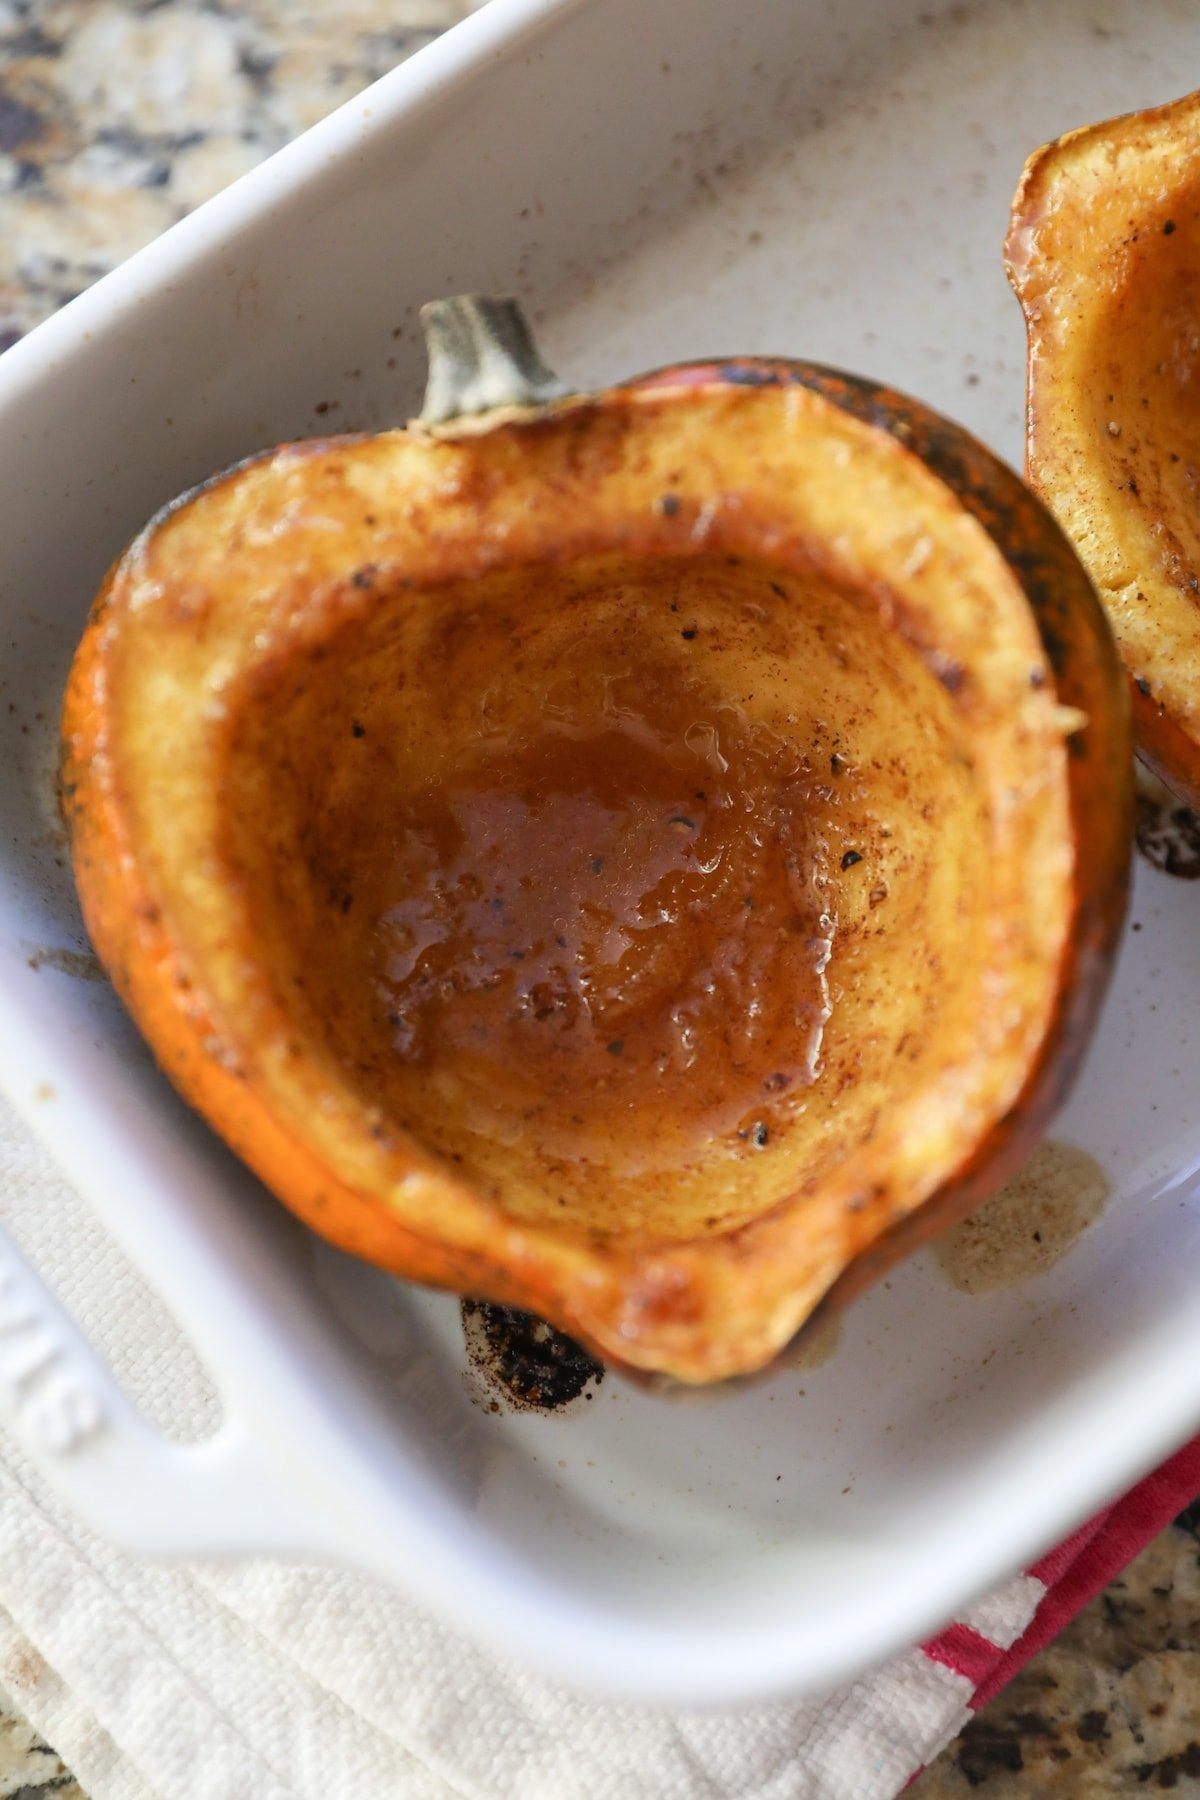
[0,1222,333,1556]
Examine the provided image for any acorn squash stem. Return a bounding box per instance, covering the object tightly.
[418,294,568,426]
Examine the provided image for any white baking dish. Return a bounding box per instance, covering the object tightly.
[0,0,1197,1708]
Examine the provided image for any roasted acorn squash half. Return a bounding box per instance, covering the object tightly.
[61,298,1131,1383]
[1008,89,1200,808]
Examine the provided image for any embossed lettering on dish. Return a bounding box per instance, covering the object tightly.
[0,1252,105,1452]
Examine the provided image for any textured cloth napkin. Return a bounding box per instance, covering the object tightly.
[1,1091,1196,1800]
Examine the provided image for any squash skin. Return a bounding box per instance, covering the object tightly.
[1007,90,1200,810]
[61,361,1131,1383]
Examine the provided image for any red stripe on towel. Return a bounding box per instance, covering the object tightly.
[921,1622,1000,1688]
[970,1435,1200,1710]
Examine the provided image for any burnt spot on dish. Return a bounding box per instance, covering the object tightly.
[1136,771,1200,877]
[461,1297,604,1411]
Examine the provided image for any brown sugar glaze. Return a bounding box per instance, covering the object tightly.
[370,650,833,1174]
[221,550,983,1248]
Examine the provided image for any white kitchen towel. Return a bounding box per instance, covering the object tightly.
[0,1090,1117,1799]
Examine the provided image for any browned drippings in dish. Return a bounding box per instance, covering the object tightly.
[788,1311,843,1371]
[934,1140,1111,1295]
[1135,766,1200,878]
[461,1298,604,1412]
[25,946,104,981]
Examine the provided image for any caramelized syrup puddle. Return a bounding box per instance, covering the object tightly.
[370,667,834,1178]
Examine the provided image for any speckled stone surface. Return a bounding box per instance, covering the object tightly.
[0,0,481,345]
[0,2,1198,1795]
[917,1506,1200,1795]
[0,1676,83,1799]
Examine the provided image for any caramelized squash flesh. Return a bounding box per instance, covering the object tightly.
[62,362,1131,1381]
[1008,92,1200,805]
[222,549,992,1246]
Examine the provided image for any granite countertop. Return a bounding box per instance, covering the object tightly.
[1,3,1199,1795]
[917,1509,1200,1795]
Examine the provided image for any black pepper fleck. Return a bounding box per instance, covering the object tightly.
[934,657,966,694]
